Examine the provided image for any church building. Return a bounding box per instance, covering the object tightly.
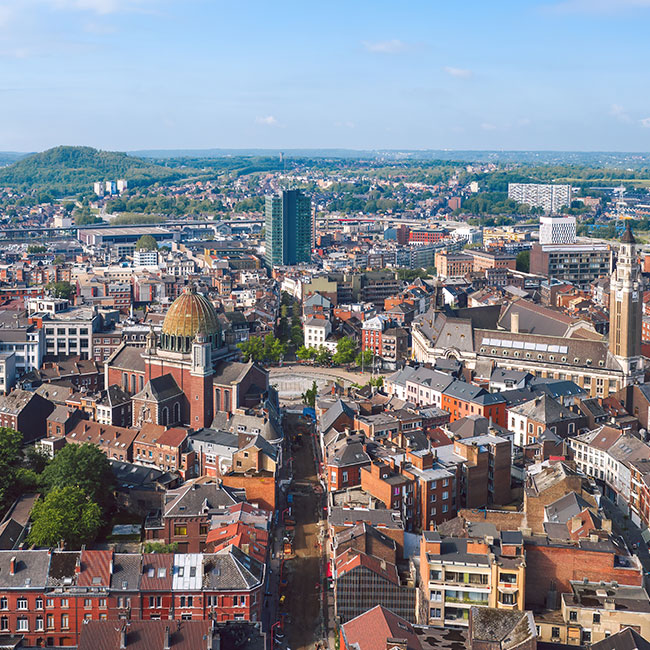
[105,287,269,429]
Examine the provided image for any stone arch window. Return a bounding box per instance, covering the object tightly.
[161,406,169,426]
[173,402,180,423]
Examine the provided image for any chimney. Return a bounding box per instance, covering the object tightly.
[164,625,171,650]
[602,519,612,533]
[9,557,16,576]
[570,516,583,533]
[119,624,127,649]
[511,312,520,334]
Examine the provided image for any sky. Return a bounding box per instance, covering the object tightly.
[1,0,650,152]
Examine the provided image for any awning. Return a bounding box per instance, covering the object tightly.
[641,528,650,544]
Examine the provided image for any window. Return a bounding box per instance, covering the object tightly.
[84,599,92,609]
[429,608,441,618]
[430,590,442,602]
[442,491,448,500]
[551,627,560,639]
[442,504,448,513]
[16,618,28,632]
[61,614,69,630]
[17,597,28,610]
[47,614,54,630]
[36,616,44,631]
[35,597,43,610]
[46,599,54,609]
[0,617,7,631]
[99,599,107,609]
[569,611,577,622]
[174,524,188,536]
[60,599,69,609]
[0,598,7,610]
[593,613,600,624]
[177,567,184,577]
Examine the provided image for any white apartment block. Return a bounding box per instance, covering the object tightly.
[304,318,331,347]
[539,216,577,245]
[133,249,159,268]
[508,183,571,214]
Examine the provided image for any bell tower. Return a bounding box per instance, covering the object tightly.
[609,222,643,380]
[189,332,213,429]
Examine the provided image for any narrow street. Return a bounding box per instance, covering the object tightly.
[280,413,327,650]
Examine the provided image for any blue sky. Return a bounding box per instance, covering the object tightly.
[1,0,650,152]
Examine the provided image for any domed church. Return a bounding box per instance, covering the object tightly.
[105,287,269,430]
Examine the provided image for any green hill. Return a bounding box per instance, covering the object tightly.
[0,145,184,196]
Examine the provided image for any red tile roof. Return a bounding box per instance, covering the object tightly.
[78,620,212,650]
[341,605,422,650]
[78,550,113,587]
[206,522,268,563]
[335,549,399,585]
[140,553,173,590]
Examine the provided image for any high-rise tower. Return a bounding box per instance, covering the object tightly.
[264,189,312,267]
[609,222,643,380]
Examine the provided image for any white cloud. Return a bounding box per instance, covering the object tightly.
[362,39,407,54]
[48,0,150,14]
[443,66,472,79]
[640,117,650,128]
[255,115,278,126]
[517,117,531,126]
[611,104,632,123]
[480,122,497,131]
[334,120,355,129]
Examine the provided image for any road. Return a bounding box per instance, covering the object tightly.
[270,364,374,386]
[279,413,328,650]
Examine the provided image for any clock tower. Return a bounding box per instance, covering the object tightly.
[609,222,643,380]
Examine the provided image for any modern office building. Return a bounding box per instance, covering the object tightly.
[530,242,611,289]
[508,183,571,214]
[539,215,577,244]
[264,189,312,267]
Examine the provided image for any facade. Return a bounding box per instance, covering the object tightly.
[539,215,577,245]
[529,243,611,289]
[334,549,416,623]
[508,182,571,214]
[418,531,526,627]
[264,189,312,267]
[435,252,474,279]
[0,548,263,647]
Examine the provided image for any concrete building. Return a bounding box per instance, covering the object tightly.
[264,189,312,267]
[539,216,577,245]
[508,183,571,214]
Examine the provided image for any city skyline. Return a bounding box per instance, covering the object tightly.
[2,0,650,152]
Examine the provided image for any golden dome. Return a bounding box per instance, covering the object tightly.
[162,287,220,339]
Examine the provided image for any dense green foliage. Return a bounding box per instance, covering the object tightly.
[41,443,115,517]
[516,250,530,273]
[301,381,318,408]
[143,541,179,553]
[28,486,102,548]
[237,334,287,363]
[0,146,183,195]
[135,234,159,250]
[0,427,23,508]
[46,281,75,300]
[332,337,357,365]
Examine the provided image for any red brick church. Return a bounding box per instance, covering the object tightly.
[105,287,269,430]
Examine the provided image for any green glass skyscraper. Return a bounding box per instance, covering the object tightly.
[264,189,312,267]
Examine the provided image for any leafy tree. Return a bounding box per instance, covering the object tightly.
[296,345,316,361]
[28,486,102,549]
[368,376,384,388]
[301,381,318,408]
[237,336,264,362]
[516,250,530,273]
[0,427,22,507]
[332,337,357,365]
[356,349,374,369]
[46,281,75,301]
[135,234,159,250]
[27,245,47,254]
[315,346,332,366]
[41,443,115,516]
[291,324,304,348]
[24,445,50,474]
[263,334,287,363]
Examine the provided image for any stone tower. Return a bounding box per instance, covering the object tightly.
[609,222,643,379]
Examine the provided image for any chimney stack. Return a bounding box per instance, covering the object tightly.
[164,626,171,650]
[119,625,127,649]
[511,312,520,334]
[9,557,16,576]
